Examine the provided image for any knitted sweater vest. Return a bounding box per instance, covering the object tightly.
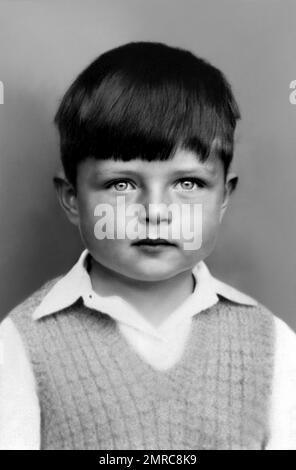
[10,277,275,450]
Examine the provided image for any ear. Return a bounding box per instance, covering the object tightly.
[219,172,238,223]
[53,170,80,227]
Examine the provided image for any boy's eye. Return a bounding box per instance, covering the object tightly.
[175,178,205,191]
[106,180,135,191]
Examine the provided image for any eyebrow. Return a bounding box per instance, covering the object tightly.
[97,166,216,177]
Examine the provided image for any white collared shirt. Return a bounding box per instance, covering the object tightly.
[1,250,296,449]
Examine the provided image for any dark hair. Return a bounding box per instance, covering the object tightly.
[54,41,240,187]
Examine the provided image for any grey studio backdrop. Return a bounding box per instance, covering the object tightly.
[0,0,296,329]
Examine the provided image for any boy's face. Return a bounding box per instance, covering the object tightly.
[57,149,237,281]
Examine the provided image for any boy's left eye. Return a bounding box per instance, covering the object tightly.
[175,178,205,191]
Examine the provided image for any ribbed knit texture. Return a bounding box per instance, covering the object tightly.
[10,277,275,450]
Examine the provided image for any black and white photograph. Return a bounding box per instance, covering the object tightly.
[0,0,295,452]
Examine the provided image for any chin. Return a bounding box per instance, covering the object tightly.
[122,265,182,282]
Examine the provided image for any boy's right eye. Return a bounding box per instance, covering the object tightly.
[105,179,136,191]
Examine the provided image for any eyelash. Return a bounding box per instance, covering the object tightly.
[105,178,206,191]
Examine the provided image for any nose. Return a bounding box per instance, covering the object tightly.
[138,187,172,226]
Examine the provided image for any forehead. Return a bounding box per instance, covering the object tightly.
[80,148,223,179]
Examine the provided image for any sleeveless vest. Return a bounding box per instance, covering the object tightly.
[11,278,275,450]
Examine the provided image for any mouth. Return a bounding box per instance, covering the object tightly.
[132,238,177,247]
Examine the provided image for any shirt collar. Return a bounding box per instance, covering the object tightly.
[32,249,257,330]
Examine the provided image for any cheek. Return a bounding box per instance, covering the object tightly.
[201,202,222,244]
[76,194,131,253]
[76,194,102,245]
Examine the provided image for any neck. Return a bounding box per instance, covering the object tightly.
[88,258,195,327]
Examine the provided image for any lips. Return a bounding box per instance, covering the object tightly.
[132,238,176,246]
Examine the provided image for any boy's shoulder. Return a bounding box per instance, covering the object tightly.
[194,261,275,321]
[209,275,269,313]
[212,277,278,325]
[6,275,63,324]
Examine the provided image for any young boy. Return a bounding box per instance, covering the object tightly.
[3,41,296,450]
